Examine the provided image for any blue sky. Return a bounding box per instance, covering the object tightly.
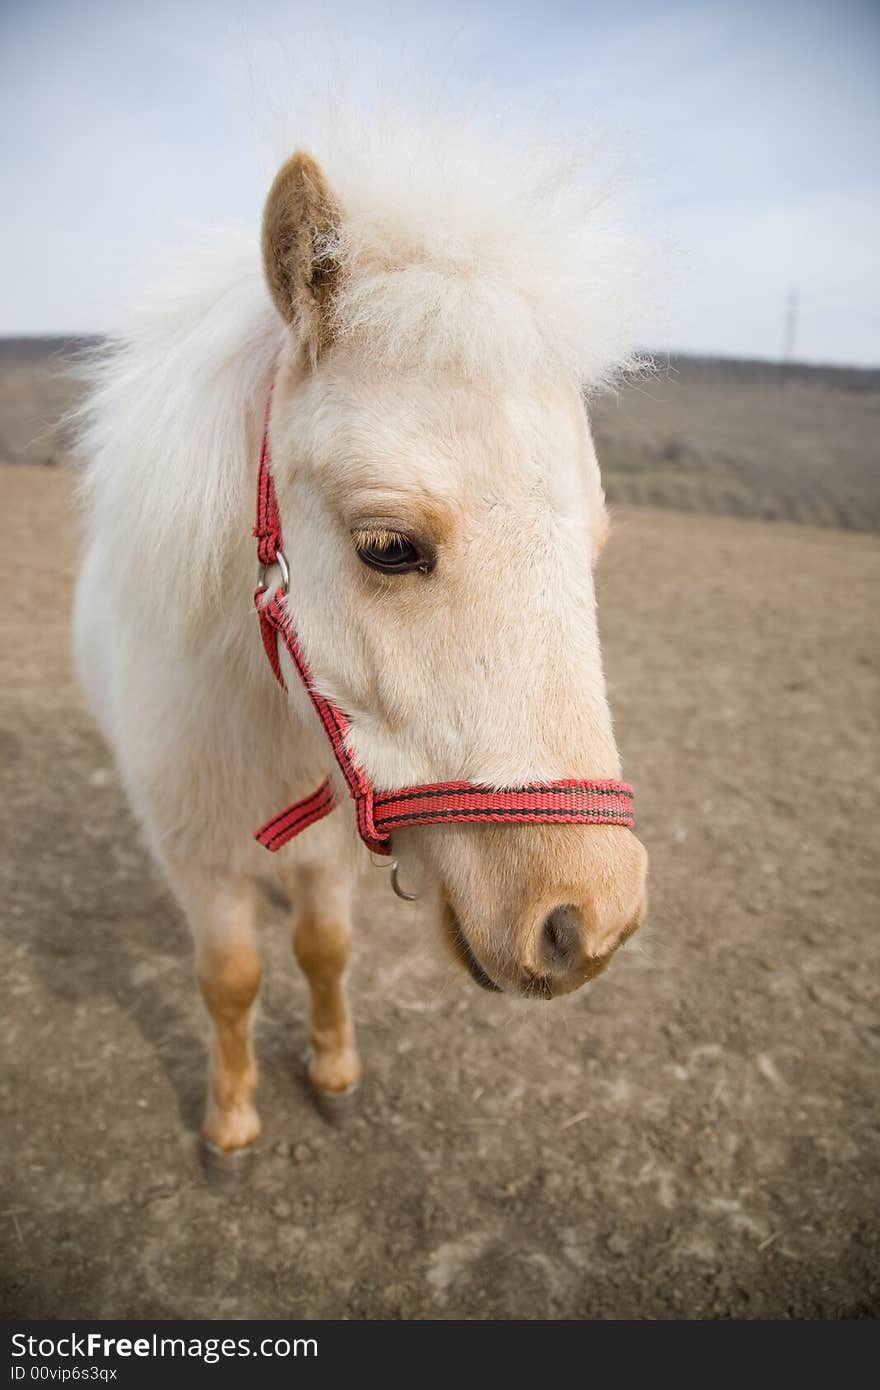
[2,0,878,364]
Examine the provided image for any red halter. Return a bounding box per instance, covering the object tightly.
[253,389,634,856]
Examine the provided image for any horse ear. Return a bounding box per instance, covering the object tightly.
[261,151,342,359]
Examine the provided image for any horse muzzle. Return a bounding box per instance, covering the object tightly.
[437,825,648,999]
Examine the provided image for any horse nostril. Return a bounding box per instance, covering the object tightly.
[540,904,582,970]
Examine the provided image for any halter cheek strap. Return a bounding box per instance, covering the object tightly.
[253,387,634,857]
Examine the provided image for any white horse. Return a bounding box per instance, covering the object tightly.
[73,133,649,1152]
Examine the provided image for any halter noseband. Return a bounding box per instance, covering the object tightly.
[253,387,634,857]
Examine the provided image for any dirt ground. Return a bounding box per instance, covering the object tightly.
[1,448,878,1319]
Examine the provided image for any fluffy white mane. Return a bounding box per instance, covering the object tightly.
[75,114,654,620]
[317,120,653,386]
[75,233,281,617]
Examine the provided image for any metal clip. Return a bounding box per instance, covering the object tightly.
[390,860,419,902]
[258,548,290,596]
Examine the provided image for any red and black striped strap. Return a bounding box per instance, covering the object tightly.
[370,781,634,834]
[253,778,336,852]
[252,393,634,857]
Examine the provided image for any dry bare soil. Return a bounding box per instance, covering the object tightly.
[1,345,878,1319]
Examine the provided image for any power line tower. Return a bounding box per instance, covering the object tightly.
[782,289,799,366]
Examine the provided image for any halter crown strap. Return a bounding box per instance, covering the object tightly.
[253,389,634,856]
[253,386,282,568]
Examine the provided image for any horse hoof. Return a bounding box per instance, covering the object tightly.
[302,1049,360,1123]
[198,1136,257,1187]
[309,1083,359,1125]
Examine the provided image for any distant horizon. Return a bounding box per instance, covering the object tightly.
[1,331,877,376]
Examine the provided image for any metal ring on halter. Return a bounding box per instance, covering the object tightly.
[390,860,419,902]
[258,548,290,596]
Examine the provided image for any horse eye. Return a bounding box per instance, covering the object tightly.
[354,529,433,575]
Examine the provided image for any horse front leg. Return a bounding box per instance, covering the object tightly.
[289,865,361,1096]
[169,866,263,1151]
